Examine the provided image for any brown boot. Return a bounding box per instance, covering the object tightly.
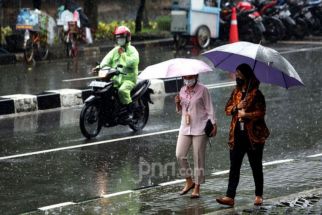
[254,196,263,206]
[216,196,234,206]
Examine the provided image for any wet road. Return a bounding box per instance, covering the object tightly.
[0,41,321,214]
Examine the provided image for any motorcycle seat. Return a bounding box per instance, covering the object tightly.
[131,80,150,98]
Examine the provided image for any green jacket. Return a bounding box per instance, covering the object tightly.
[99,43,139,87]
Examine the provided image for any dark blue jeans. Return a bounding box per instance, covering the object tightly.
[226,128,264,199]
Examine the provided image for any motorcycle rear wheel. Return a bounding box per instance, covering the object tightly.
[239,23,262,44]
[129,99,149,132]
[263,18,285,43]
[80,103,102,139]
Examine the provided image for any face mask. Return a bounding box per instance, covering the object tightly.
[117,38,126,46]
[236,78,245,86]
[184,79,196,87]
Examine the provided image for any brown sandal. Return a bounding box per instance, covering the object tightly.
[179,183,195,195]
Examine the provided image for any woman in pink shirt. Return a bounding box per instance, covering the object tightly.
[175,74,217,198]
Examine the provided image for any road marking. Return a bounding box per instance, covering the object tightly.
[280,46,322,54]
[278,40,322,45]
[307,153,322,158]
[211,170,230,176]
[38,202,75,211]
[206,81,236,89]
[263,159,294,166]
[0,129,179,161]
[159,179,185,186]
[101,190,133,198]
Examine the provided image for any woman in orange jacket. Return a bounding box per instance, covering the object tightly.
[216,64,270,207]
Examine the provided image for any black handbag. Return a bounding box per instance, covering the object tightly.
[204,119,214,137]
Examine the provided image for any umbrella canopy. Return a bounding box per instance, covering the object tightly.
[139,58,213,80]
[202,41,304,88]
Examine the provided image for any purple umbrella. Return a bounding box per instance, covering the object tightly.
[202,41,304,88]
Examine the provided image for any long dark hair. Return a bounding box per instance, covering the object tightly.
[236,64,260,90]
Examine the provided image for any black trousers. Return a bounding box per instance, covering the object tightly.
[226,127,264,199]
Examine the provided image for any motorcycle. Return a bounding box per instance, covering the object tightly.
[288,0,322,36]
[220,1,265,43]
[79,66,154,139]
[252,0,287,42]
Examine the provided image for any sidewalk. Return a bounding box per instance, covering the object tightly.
[26,155,322,214]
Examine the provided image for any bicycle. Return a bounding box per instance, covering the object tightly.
[23,29,49,64]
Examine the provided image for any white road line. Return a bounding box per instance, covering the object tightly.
[263,159,294,166]
[307,153,322,158]
[280,46,322,54]
[206,81,236,89]
[0,129,179,161]
[211,159,295,176]
[38,202,75,211]
[101,190,133,198]
[159,179,185,186]
[211,170,230,176]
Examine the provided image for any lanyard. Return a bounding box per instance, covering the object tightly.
[184,88,195,112]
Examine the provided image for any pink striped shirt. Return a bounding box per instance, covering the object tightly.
[178,83,216,135]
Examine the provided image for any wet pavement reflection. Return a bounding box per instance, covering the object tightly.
[0,43,321,214]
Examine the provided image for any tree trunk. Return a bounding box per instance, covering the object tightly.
[135,0,146,33]
[33,0,41,9]
[84,0,98,30]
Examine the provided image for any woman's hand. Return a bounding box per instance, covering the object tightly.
[238,109,246,118]
[210,124,217,137]
[175,95,181,112]
[175,95,181,104]
[237,100,247,109]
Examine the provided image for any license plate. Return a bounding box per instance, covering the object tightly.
[89,81,108,88]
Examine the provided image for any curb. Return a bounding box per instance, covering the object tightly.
[0,78,183,117]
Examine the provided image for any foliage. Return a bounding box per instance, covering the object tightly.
[95,16,170,41]
[1,26,13,44]
[96,20,135,40]
[155,16,171,31]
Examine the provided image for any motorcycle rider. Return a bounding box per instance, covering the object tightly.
[92,26,139,122]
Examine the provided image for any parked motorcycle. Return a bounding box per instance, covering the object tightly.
[220,1,265,43]
[288,0,322,36]
[79,67,154,139]
[252,0,286,42]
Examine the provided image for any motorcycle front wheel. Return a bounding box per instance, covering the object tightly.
[129,99,149,132]
[80,103,102,139]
